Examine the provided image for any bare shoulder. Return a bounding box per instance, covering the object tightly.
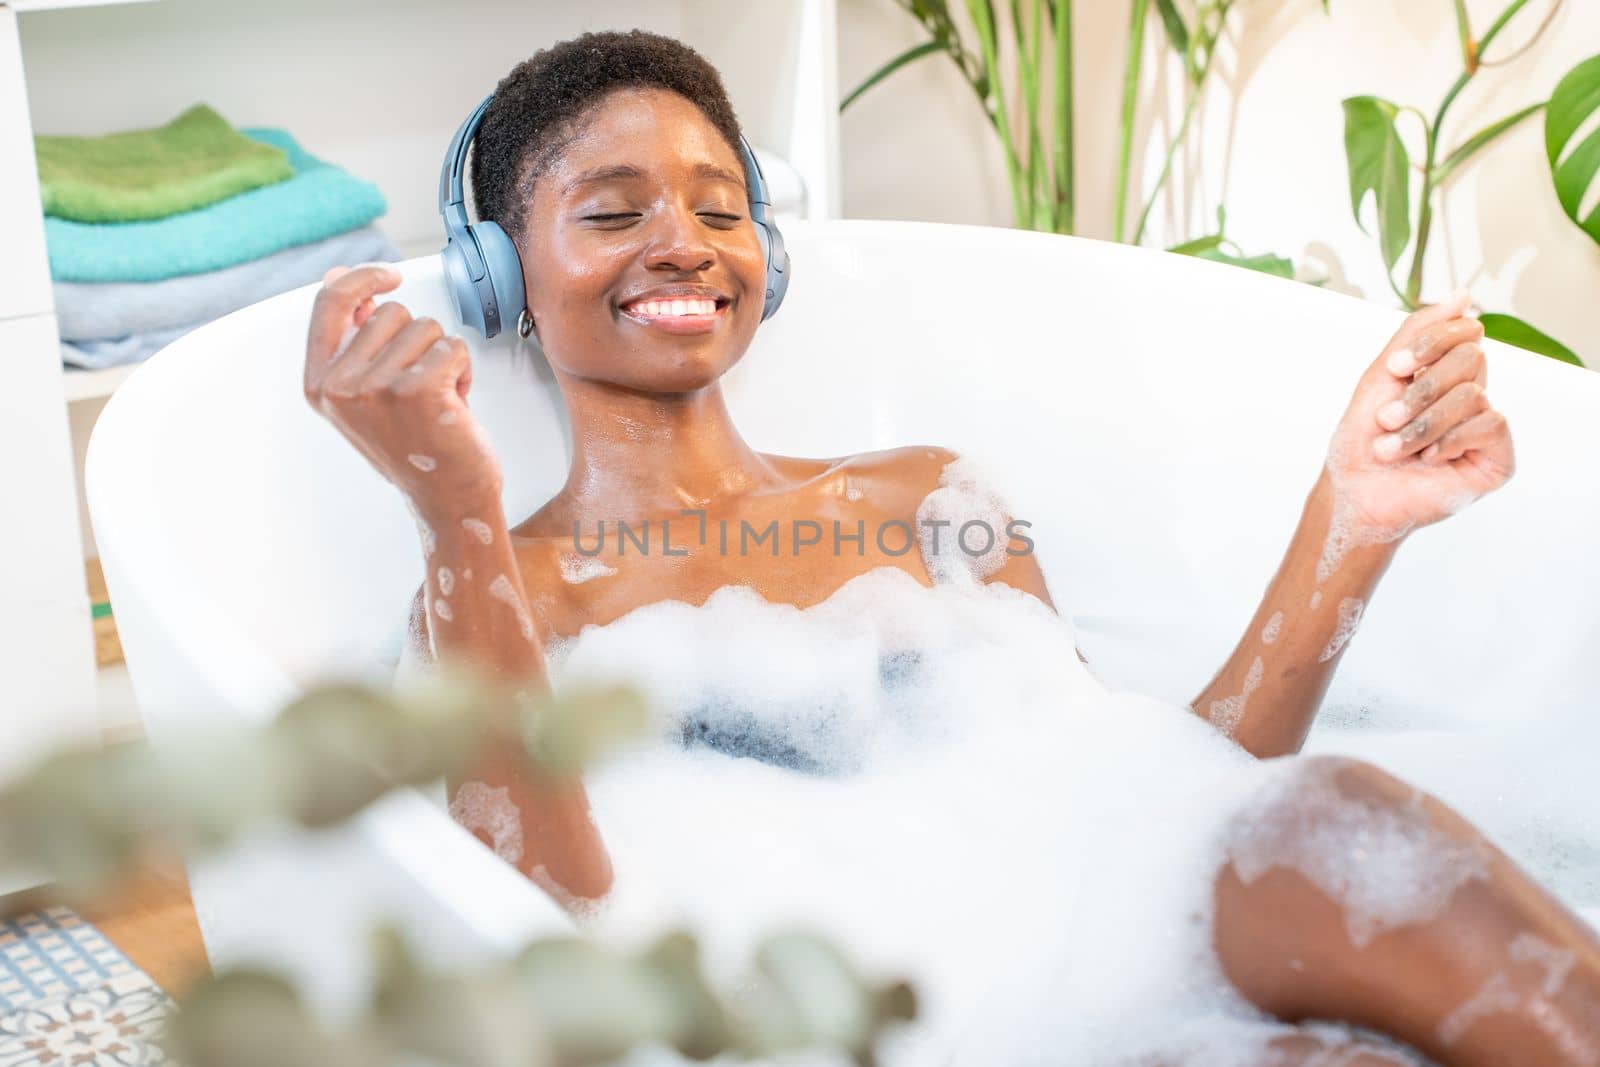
[859,445,1060,615]
[828,444,962,508]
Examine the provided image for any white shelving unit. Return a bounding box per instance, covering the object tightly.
[0,1,100,814]
[6,0,844,758]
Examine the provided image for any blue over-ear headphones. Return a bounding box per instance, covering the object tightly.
[439,92,790,340]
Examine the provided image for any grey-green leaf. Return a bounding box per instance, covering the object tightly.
[1194,246,1296,279]
[1153,0,1189,56]
[840,40,945,114]
[1342,95,1413,271]
[1545,54,1600,247]
[1480,312,1586,368]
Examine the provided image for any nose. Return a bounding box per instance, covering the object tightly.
[645,201,714,273]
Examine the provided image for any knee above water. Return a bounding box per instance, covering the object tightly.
[1220,754,1494,948]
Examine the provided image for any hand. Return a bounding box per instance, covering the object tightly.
[303,264,503,518]
[1322,289,1515,545]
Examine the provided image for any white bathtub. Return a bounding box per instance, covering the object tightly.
[87,219,1600,1021]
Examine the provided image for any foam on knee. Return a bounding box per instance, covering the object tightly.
[1220,757,1493,948]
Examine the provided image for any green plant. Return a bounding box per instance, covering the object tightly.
[842,1,1323,273]
[0,674,917,1066]
[1341,0,1596,365]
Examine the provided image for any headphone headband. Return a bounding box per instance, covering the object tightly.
[439,91,789,338]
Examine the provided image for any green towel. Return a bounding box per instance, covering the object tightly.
[35,104,293,223]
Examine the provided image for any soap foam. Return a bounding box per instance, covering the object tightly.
[1262,610,1284,645]
[448,780,524,864]
[535,563,1369,1064]
[915,455,1016,585]
[1224,758,1492,949]
[1319,598,1365,663]
[1208,656,1265,735]
[462,517,494,545]
[559,553,618,585]
[488,573,536,642]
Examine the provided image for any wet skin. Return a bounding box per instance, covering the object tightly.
[304,87,1596,1064]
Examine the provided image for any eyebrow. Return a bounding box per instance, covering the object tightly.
[561,161,745,195]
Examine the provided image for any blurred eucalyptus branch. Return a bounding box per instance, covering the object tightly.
[1340,0,1595,366]
[165,926,916,1067]
[0,675,916,1066]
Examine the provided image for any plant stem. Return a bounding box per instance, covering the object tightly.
[1405,0,1533,304]
[1114,0,1151,242]
[1052,0,1075,232]
[1132,0,1232,246]
[967,0,1028,226]
[1030,0,1048,228]
[1452,0,1477,71]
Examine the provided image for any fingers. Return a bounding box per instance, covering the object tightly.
[1379,288,1473,368]
[1376,341,1485,432]
[366,316,447,380]
[306,263,401,374]
[1384,312,1484,379]
[1373,380,1490,461]
[403,336,474,401]
[1421,409,1510,465]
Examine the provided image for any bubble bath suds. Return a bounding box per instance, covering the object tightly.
[1224,759,1492,949]
[448,780,524,864]
[488,573,536,642]
[1208,656,1264,735]
[525,526,1462,1064]
[1319,598,1365,662]
[1262,610,1283,645]
[559,552,617,585]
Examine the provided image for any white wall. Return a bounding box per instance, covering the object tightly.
[838,0,1600,364]
[18,0,818,259]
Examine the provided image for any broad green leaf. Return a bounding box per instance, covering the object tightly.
[1167,233,1224,255]
[1480,312,1586,367]
[1153,0,1189,56]
[1195,246,1296,279]
[1342,96,1412,271]
[1545,54,1600,247]
[840,40,944,113]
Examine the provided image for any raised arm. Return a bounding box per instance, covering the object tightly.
[1192,290,1514,758]
[305,264,612,906]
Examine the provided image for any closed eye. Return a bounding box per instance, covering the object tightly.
[581,212,744,224]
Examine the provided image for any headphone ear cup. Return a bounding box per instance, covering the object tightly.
[474,221,527,339]
[441,238,487,336]
[758,220,789,321]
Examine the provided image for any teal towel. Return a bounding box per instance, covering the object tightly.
[44,128,388,283]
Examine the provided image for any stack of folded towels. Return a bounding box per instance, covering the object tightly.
[38,104,401,370]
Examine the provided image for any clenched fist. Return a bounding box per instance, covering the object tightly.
[1322,289,1515,546]
[303,264,504,521]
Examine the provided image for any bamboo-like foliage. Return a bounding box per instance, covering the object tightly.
[843,0,1310,274]
[846,0,1598,365]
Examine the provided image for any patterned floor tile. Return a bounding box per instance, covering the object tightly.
[0,910,172,1066]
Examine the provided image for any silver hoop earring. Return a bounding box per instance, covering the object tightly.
[516,308,535,339]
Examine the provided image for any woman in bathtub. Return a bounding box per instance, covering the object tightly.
[303,29,1598,1067]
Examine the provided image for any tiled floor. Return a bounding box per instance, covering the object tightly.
[2,663,209,1003]
[0,906,177,1065]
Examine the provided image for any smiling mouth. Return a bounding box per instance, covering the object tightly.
[618,296,731,334]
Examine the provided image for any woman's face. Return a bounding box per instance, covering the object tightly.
[519,87,768,394]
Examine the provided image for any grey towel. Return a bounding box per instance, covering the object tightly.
[54,224,401,342]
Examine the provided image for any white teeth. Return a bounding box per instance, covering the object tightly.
[628,297,717,318]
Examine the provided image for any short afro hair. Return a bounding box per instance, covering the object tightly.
[470,29,745,251]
